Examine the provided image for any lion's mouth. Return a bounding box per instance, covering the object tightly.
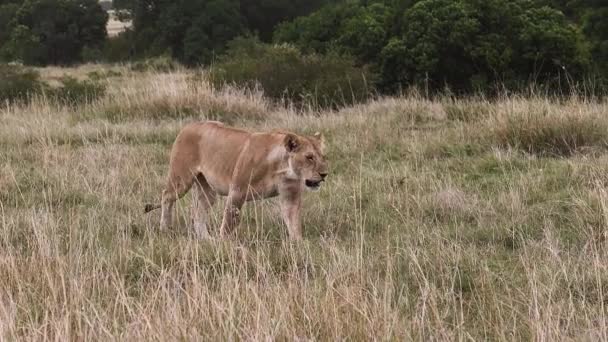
[305,179,322,189]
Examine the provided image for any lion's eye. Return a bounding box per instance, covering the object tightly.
[306,154,314,161]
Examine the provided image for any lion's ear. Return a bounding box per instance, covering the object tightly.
[313,132,326,153]
[284,134,300,152]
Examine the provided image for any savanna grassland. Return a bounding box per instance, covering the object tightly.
[2,64,608,340]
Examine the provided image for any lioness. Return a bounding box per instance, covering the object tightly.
[144,121,328,240]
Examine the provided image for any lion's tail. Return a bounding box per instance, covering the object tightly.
[144,203,161,213]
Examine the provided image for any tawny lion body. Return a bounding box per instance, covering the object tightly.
[145,121,328,240]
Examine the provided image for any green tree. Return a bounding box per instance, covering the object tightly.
[516,6,587,80]
[3,25,41,63]
[112,0,245,64]
[240,0,330,41]
[111,0,332,63]
[398,0,480,90]
[338,3,392,63]
[582,3,608,76]
[377,37,409,91]
[273,2,361,53]
[377,0,588,92]
[273,0,593,93]
[2,0,107,65]
[0,1,21,48]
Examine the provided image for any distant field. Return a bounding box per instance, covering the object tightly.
[1,64,608,340]
[107,10,131,37]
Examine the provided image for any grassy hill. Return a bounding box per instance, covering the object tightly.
[1,64,608,340]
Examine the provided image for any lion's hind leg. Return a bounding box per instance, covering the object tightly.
[191,174,216,239]
[160,172,196,231]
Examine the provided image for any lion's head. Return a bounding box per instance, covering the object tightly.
[284,132,328,190]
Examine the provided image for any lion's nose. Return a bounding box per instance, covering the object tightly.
[320,172,328,180]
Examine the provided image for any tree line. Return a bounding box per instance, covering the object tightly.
[0,0,606,94]
[0,0,108,65]
[273,0,608,92]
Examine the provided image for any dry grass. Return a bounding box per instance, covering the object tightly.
[1,65,608,340]
[483,97,608,156]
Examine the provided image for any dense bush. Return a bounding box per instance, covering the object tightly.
[101,30,137,63]
[274,0,595,94]
[209,37,375,109]
[110,0,331,64]
[0,0,108,65]
[0,64,45,103]
[389,0,588,92]
[582,4,608,77]
[273,2,363,55]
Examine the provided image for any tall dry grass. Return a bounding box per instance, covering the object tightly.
[1,65,608,340]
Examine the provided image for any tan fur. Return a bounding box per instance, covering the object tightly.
[145,121,329,240]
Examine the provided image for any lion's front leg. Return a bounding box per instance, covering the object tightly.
[219,189,245,238]
[279,185,303,240]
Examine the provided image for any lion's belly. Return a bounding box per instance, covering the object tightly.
[202,173,279,199]
[205,175,279,200]
[204,175,230,196]
[245,184,279,201]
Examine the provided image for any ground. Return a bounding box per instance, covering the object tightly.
[1,64,608,340]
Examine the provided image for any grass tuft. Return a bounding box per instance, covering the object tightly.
[484,99,608,156]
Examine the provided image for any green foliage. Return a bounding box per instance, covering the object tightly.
[210,37,375,109]
[377,38,409,93]
[81,46,104,63]
[275,0,593,94]
[163,0,245,66]
[102,30,136,62]
[337,3,392,63]
[188,1,244,65]
[0,2,20,48]
[0,0,108,65]
[0,63,44,103]
[110,0,331,65]
[582,5,608,76]
[2,25,40,64]
[273,2,361,54]
[1,0,604,95]
[239,0,330,41]
[396,0,479,90]
[517,6,587,73]
[114,0,334,65]
[393,0,589,92]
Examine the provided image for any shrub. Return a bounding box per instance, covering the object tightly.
[103,31,136,62]
[49,77,106,105]
[210,37,375,109]
[81,46,104,63]
[0,64,45,103]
